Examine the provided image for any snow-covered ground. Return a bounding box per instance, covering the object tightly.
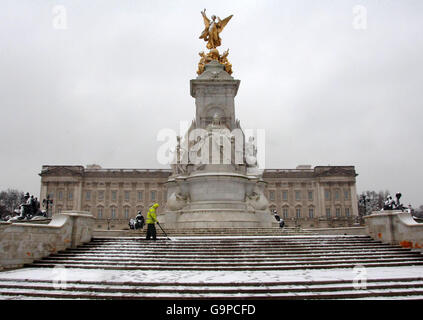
[1,266,422,284]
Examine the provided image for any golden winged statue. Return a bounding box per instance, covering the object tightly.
[199,9,233,49]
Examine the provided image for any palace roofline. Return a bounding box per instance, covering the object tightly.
[40,165,357,178]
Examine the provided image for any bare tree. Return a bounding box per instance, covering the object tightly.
[413,205,423,218]
[0,189,25,213]
[358,190,390,216]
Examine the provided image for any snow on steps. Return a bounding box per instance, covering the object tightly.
[26,236,423,271]
[1,277,423,299]
[93,227,315,237]
[1,235,423,299]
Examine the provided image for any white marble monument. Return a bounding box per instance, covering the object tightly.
[162,60,274,228]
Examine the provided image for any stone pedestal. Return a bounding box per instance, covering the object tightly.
[162,61,274,229]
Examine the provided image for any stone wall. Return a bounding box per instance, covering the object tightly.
[0,211,94,269]
[365,210,423,252]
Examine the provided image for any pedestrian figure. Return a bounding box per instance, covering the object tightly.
[135,211,145,229]
[273,210,281,222]
[272,209,284,229]
[146,203,159,240]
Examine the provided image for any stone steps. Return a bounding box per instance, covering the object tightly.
[29,261,423,271]
[2,235,423,299]
[44,253,422,262]
[94,227,314,237]
[27,236,423,271]
[1,277,423,299]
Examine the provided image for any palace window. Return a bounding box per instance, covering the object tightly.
[308,191,313,201]
[335,190,340,201]
[124,191,130,201]
[336,207,341,217]
[68,192,73,201]
[111,191,117,201]
[86,191,91,201]
[97,207,103,219]
[309,207,314,218]
[345,208,351,217]
[58,191,63,200]
[269,191,275,201]
[98,191,104,200]
[282,207,289,219]
[325,190,331,201]
[282,191,288,201]
[124,207,130,219]
[296,208,301,219]
[326,208,331,218]
[138,191,143,201]
[295,191,301,201]
[151,191,156,201]
[111,207,116,219]
[344,190,350,200]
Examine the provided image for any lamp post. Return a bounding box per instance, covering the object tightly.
[42,195,53,218]
[395,192,402,209]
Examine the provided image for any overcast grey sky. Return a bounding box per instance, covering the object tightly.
[0,0,422,206]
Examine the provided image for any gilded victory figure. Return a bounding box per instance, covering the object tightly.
[197,9,234,75]
[199,8,233,49]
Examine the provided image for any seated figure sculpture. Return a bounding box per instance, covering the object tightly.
[12,192,46,221]
[382,192,406,211]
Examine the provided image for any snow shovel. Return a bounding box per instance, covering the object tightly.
[157,222,171,240]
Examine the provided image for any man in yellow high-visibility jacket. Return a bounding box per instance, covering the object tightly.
[146,203,159,240]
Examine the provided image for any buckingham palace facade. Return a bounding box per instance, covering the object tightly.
[39,164,359,229]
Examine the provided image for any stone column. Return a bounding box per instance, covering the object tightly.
[350,182,359,217]
[144,182,150,208]
[105,182,111,218]
[40,182,48,210]
[317,182,325,218]
[131,182,137,216]
[75,181,83,211]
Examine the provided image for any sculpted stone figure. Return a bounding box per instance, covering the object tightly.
[199,9,233,49]
[207,114,232,164]
[246,187,269,211]
[382,192,406,211]
[10,192,46,221]
[219,49,233,75]
[245,136,257,167]
[197,51,213,75]
[167,191,188,211]
[171,136,189,175]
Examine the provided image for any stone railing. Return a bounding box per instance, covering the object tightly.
[0,211,94,269]
[365,210,423,252]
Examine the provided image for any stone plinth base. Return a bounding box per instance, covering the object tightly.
[162,209,274,229]
[165,168,274,229]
